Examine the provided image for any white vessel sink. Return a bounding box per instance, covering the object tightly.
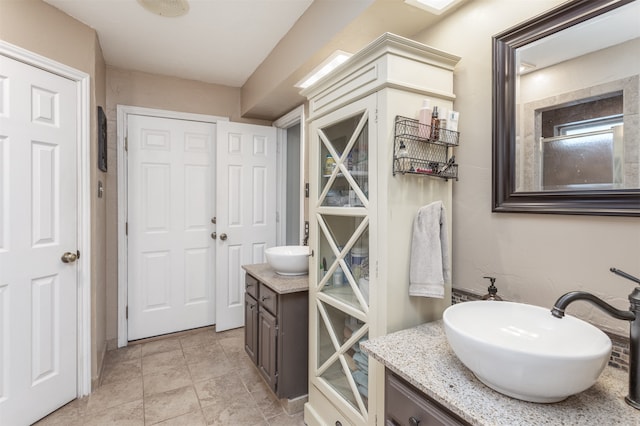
[264,245,310,276]
[443,301,612,403]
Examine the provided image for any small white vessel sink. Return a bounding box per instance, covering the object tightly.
[264,245,310,276]
[443,301,612,403]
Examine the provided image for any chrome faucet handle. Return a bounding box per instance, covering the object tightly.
[610,268,640,286]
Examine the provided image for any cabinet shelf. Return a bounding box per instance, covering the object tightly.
[322,170,368,179]
[393,115,459,181]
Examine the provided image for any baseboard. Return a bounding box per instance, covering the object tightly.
[92,340,108,391]
[281,394,307,415]
[303,403,322,426]
[106,338,118,351]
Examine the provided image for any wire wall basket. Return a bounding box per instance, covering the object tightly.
[393,115,459,181]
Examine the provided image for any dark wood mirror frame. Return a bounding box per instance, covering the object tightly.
[492,0,640,216]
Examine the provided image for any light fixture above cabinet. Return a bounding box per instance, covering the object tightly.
[295,51,352,89]
[404,0,464,15]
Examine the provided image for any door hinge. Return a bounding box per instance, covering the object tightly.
[126,306,128,319]
[126,222,128,236]
[305,182,309,198]
[125,136,128,152]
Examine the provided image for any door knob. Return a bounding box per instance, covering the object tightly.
[219,233,228,241]
[211,232,217,239]
[61,252,78,263]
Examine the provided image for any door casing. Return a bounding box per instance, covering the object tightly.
[0,40,92,397]
[116,105,228,347]
[274,105,306,246]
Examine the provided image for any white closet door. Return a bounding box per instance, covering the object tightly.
[127,114,216,340]
[0,54,78,425]
[215,121,277,331]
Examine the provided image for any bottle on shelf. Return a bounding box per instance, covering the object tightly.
[418,99,432,139]
[431,106,440,140]
[397,141,410,173]
[446,110,460,132]
[325,154,336,175]
[439,108,448,142]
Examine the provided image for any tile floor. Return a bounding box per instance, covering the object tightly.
[35,327,306,425]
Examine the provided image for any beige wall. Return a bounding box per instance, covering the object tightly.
[412,0,640,336]
[104,67,270,345]
[0,0,108,385]
[106,66,255,124]
[92,35,108,387]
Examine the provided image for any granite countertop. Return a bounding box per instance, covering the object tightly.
[242,263,309,294]
[361,321,638,426]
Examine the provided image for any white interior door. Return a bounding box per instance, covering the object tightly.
[127,114,216,340]
[215,122,277,331]
[0,55,78,425]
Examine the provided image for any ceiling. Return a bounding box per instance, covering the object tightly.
[43,0,454,119]
[519,0,640,72]
[44,0,315,87]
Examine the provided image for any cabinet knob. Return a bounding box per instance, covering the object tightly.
[409,416,421,426]
[261,296,270,301]
[335,422,342,426]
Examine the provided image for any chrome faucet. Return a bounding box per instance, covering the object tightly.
[551,267,640,410]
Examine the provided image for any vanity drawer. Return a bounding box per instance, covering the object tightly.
[246,273,259,299]
[259,282,278,315]
[386,371,469,426]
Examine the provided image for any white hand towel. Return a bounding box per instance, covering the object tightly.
[409,201,450,298]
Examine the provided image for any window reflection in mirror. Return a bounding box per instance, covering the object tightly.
[521,91,627,191]
[542,96,623,190]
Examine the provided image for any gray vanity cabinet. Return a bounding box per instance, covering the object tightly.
[258,305,277,389]
[244,272,309,399]
[386,371,470,426]
[244,274,259,365]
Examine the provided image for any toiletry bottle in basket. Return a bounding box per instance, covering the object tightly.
[418,99,432,139]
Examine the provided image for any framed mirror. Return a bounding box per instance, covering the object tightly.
[492,0,640,216]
